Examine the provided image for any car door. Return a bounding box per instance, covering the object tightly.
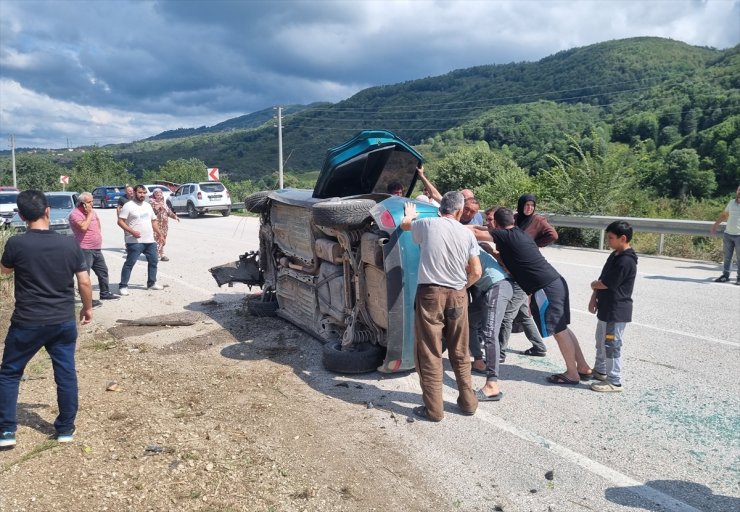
[170,185,187,211]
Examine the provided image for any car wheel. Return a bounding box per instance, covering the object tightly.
[221,208,231,217]
[187,202,198,219]
[246,298,278,317]
[312,199,376,229]
[244,191,271,214]
[322,339,385,374]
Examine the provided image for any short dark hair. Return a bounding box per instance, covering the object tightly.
[387,181,403,194]
[484,206,499,216]
[17,190,48,222]
[606,220,633,242]
[134,184,147,193]
[493,207,515,228]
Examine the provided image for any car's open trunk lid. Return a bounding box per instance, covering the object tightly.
[312,130,423,199]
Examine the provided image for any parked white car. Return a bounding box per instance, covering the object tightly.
[169,182,231,218]
[0,191,19,228]
[143,184,172,204]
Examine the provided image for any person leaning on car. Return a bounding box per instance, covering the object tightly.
[400,191,482,422]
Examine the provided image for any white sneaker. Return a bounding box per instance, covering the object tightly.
[148,283,163,291]
[118,287,129,296]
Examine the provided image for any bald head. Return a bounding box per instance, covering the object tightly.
[461,189,475,200]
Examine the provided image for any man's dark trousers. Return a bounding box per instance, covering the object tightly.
[83,249,110,295]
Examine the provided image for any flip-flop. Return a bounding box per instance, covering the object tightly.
[475,388,504,401]
[546,373,580,385]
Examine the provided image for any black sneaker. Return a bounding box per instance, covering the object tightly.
[714,273,730,283]
[92,300,103,308]
[99,292,120,300]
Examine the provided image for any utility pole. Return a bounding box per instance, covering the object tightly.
[10,134,17,188]
[275,106,284,190]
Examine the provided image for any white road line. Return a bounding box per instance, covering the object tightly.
[571,308,740,347]
[473,409,703,512]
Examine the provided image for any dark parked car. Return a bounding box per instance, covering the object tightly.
[211,130,442,374]
[92,185,127,208]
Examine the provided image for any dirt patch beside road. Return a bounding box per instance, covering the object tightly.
[0,298,446,511]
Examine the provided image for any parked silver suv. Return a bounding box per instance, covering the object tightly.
[170,182,231,218]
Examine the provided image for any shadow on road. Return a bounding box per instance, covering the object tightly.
[605,479,740,512]
[16,402,54,435]
[643,275,717,284]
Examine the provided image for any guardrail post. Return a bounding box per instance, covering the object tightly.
[599,229,605,251]
[658,234,665,255]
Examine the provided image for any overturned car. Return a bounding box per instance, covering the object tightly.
[211,130,439,373]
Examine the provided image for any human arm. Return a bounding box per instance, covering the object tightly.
[469,225,493,242]
[400,202,418,231]
[70,205,94,232]
[0,262,12,274]
[466,255,482,288]
[710,209,729,235]
[534,216,559,247]
[416,165,442,203]
[588,290,598,314]
[76,270,93,324]
[152,218,164,239]
[590,279,608,290]
[117,216,141,239]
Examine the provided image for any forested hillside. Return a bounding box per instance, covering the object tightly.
[2,37,738,200]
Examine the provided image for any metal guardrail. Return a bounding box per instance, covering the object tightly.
[230,202,245,210]
[543,214,725,254]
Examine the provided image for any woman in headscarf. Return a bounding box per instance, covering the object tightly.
[515,194,558,248]
[149,188,179,261]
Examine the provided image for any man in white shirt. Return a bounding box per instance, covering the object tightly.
[117,185,163,295]
[711,184,740,284]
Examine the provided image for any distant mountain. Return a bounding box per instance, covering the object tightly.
[144,104,322,141]
[104,37,738,193]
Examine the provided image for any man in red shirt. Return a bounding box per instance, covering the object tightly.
[69,192,119,302]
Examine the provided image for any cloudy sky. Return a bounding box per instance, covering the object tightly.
[1,0,738,149]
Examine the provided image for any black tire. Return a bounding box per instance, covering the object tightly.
[187,202,198,219]
[221,208,231,217]
[312,199,376,229]
[322,339,385,374]
[247,299,278,317]
[244,191,271,214]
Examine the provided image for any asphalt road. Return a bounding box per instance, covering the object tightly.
[95,208,740,512]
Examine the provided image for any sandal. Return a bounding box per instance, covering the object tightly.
[546,373,580,385]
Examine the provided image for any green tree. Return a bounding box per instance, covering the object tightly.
[0,154,67,191]
[433,145,522,194]
[156,158,208,184]
[70,148,132,192]
[657,148,717,198]
[536,135,638,215]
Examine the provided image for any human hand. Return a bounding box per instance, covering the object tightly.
[404,202,418,219]
[588,295,598,314]
[590,280,600,290]
[131,230,141,239]
[417,164,424,177]
[80,307,93,325]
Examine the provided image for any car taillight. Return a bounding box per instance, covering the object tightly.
[226,190,230,198]
[379,210,396,229]
[197,191,202,200]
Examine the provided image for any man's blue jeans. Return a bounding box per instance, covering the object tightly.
[119,242,158,289]
[0,321,78,435]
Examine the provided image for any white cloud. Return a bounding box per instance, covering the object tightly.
[0,0,737,148]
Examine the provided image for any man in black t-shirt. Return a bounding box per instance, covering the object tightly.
[482,208,593,386]
[116,185,134,214]
[0,190,93,449]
